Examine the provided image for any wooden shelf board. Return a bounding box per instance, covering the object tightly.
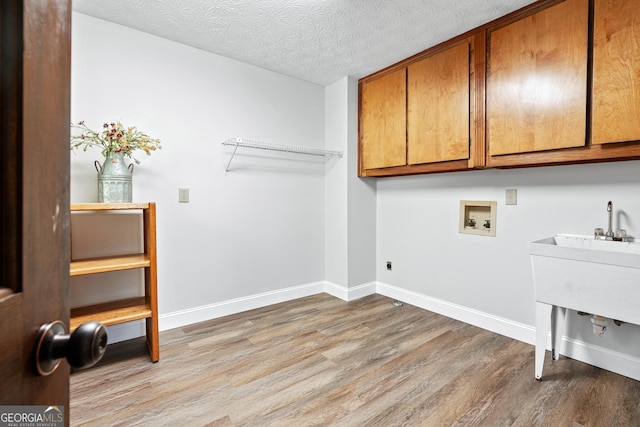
[71,203,150,211]
[70,297,152,331]
[70,254,150,276]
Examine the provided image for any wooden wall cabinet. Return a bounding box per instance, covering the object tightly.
[70,202,159,362]
[359,33,486,177]
[487,0,589,158]
[360,68,407,171]
[359,0,640,177]
[592,0,640,145]
[487,0,640,168]
[408,40,472,165]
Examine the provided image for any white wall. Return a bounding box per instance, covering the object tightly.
[324,77,376,296]
[324,80,349,287]
[376,161,640,379]
[70,12,326,335]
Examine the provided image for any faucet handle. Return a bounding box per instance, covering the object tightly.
[594,227,604,238]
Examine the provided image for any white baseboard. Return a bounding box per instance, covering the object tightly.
[110,280,375,344]
[560,336,640,381]
[324,281,377,301]
[159,281,326,331]
[376,282,535,344]
[105,279,640,381]
[107,281,324,344]
[376,281,640,381]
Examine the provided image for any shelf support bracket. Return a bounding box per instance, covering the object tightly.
[225,142,240,173]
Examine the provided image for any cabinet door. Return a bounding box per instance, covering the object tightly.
[488,0,589,156]
[360,68,407,170]
[592,0,640,145]
[408,42,470,164]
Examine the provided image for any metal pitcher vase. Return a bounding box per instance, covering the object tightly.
[95,151,133,203]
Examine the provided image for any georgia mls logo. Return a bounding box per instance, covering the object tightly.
[0,405,64,427]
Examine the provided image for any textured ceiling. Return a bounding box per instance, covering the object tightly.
[72,0,537,86]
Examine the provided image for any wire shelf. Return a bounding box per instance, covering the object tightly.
[221,138,342,172]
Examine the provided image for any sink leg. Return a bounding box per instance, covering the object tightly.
[551,306,566,361]
[535,302,553,380]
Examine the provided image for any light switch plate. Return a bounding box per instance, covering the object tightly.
[178,188,189,203]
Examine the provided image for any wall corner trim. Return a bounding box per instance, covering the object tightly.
[324,281,377,301]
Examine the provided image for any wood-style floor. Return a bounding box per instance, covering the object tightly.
[70,294,640,426]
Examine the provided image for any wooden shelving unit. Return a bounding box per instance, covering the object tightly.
[70,202,159,362]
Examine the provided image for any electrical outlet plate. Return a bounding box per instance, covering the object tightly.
[459,200,497,237]
[505,189,517,205]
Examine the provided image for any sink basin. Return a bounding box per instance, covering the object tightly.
[531,233,640,267]
[529,233,640,322]
[554,233,640,252]
[529,233,640,379]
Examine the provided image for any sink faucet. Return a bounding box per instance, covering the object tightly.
[595,201,627,241]
[606,201,614,240]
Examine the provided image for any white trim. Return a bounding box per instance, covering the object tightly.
[375,281,534,344]
[159,281,325,331]
[560,336,640,381]
[376,281,640,381]
[324,281,377,301]
[110,280,330,344]
[112,280,376,343]
[105,279,640,381]
[160,280,375,334]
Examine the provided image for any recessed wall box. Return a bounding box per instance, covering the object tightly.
[459,200,497,237]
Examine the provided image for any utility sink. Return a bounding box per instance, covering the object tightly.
[533,233,640,258]
[529,234,640,379]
